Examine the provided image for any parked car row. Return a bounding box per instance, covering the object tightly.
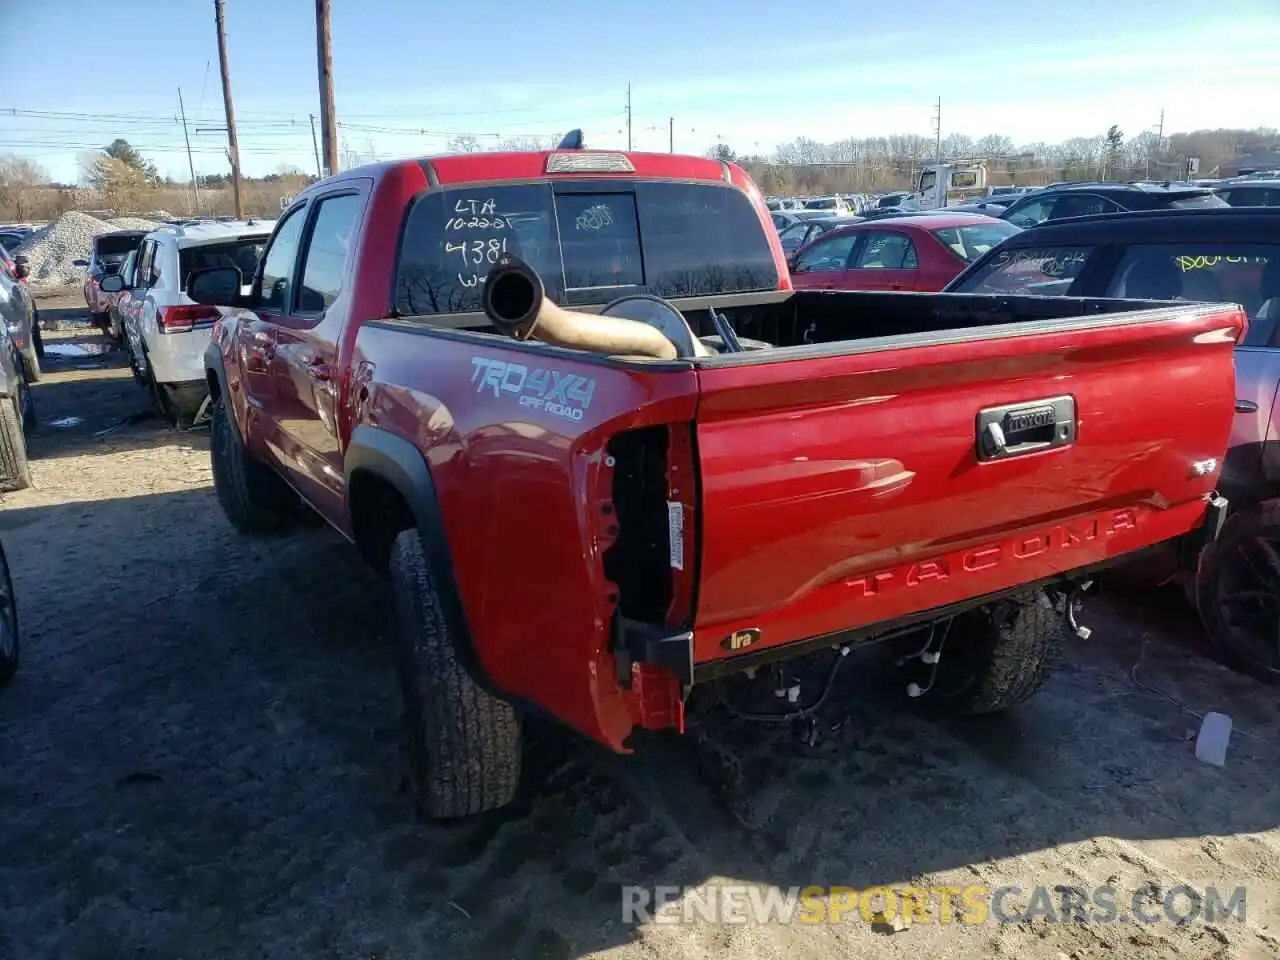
[88,219,274,427]
[0,246,38,492]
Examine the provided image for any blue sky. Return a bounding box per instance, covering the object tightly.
[1,0,1277,184]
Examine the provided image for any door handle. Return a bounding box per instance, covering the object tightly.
[1235,399,1259,413]
[976,395,1076,461]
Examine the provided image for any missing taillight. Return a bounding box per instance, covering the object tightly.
[603,426,673,623]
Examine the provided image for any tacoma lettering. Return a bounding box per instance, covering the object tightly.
[845,510,1139,599]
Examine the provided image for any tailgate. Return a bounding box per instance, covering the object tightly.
[690,305,1241,667]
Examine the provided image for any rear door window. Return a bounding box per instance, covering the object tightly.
[394,180,779,317]
[1103,243,1280,346]
[851,232,917,269]
[952,245,1095,295]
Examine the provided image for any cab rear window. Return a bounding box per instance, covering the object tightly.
[394,180,779,317]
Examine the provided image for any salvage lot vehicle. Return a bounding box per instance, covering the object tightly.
[1000,181,1227,228]
[186,146,1240,819]
[948,207,1280,681]
[101,219,273,427]
[0,316,35,492]
[788,212,1020,291]
[776,214,863,255]
[0,245,41,383]
[74,230,147,331]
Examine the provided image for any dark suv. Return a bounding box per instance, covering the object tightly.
[999,182,1227,229]
[947,207,1280,683]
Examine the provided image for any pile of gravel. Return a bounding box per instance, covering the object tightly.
[107,216,161,231]
[13,211,158,288]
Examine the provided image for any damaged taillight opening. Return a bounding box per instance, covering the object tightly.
[603,425,675,626]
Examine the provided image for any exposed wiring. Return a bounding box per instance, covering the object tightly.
[717,651,848,724]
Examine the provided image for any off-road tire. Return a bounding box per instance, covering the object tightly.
[927,593,1064,714]
[0,397,32,493]
[390,528,521,818]
[20,348,40,384]
[1195,505,1280,685]
[209,397,293,534]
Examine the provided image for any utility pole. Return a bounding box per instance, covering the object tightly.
[932,96,942,163]
[177,87,202,216]
[1146,108,1165,180]
[625,83,632,151]
[316,0,338,176]
[213,0,242,218]
[309,114,323,178]
[669,116,674,154]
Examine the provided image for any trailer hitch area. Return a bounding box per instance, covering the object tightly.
[1062,580,1094,640]
[899,619,954,699]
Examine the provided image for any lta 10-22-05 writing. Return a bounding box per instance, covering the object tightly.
[445,197,514,289]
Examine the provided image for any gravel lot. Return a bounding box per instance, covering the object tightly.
[2,296,1278,960]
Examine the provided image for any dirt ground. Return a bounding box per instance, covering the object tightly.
[1,293,1278,960]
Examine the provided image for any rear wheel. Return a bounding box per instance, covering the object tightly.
[209,397,294,534]
[0,397,32,493]
[916,593,1065,714]
[0,539,19,686]
[390,528,521,818]
[1196,505,1280,684]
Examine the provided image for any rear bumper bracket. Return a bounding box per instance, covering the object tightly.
[612,614,693,689]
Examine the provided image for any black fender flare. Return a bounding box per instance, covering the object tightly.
[344,425,494,693]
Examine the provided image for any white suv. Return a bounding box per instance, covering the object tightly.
[108,219,274,425]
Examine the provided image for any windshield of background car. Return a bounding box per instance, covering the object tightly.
[1103,243,1280,346]
[394,180,779,314]
[179,238,269,290]
[1169,193,1229,210]
[932,221,1022,262]
[951,245,1095,295]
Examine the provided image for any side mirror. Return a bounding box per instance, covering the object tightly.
[99,274,125,293]
[187,266,247,306]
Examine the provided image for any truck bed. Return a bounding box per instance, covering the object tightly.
[364,291,1242,747]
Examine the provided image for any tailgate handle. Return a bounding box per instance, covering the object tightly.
[977,395,1076,462]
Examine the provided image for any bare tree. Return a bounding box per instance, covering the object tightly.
[0,154,49,220]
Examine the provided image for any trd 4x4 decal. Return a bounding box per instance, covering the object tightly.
[470,356,596,422]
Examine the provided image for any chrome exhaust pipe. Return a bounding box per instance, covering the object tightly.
[481,255,679,361]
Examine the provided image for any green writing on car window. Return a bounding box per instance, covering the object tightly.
[1175,255,1268,272]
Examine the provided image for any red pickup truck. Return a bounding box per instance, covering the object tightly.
[186,143,1240,819]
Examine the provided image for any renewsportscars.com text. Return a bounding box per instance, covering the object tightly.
[622,883,1247,926]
